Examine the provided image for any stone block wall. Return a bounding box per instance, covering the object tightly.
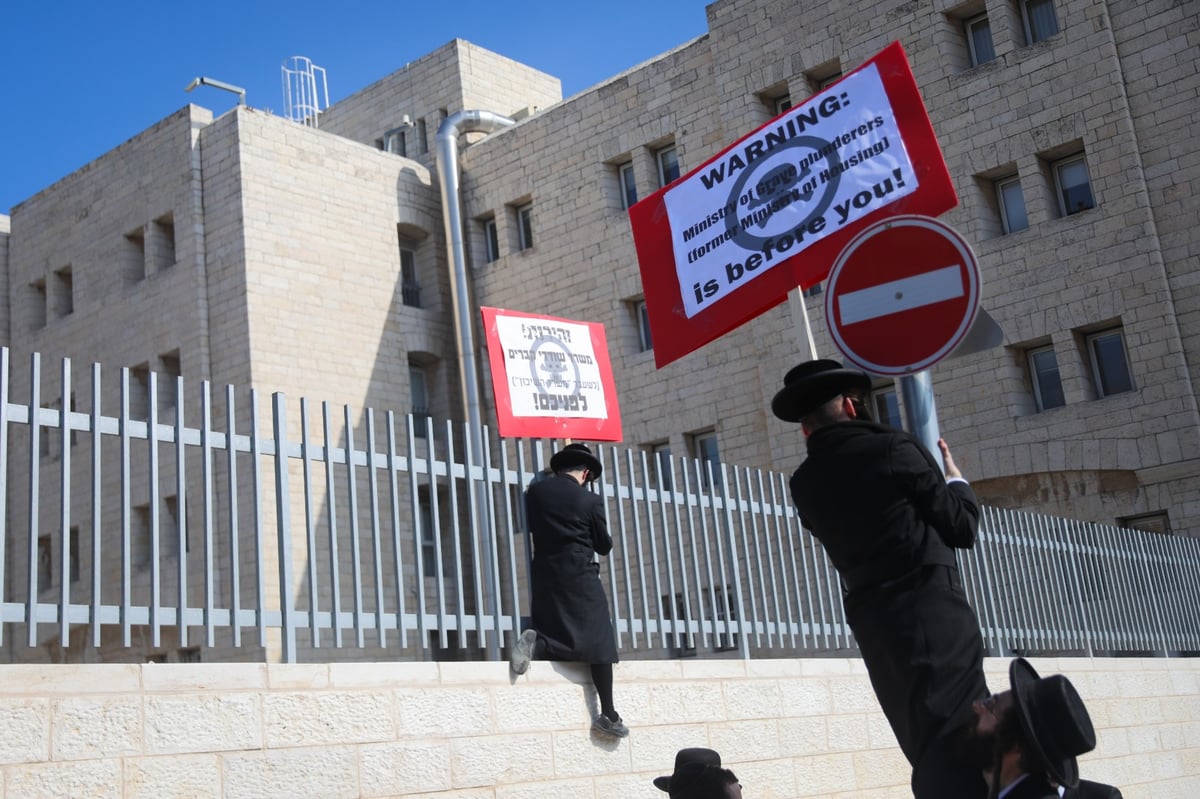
[0,656,1195,798]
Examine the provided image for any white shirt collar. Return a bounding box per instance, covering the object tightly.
[998,773,1030,799]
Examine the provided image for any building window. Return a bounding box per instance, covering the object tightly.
[417,492,451,579]
[773,93,792,114]
[690,430,721,489]
[516,203,534,251]
[165,495,185,557]
[399,236,421,307]
[38,534,52,588]
[810,71,843,92]
[1117,511,1171,536]
[410,364,429,438]
[385,128,407,156]
[995,176,1029,234]
[1053,155,1095,216]
[132,504,151,567]
[656,146,680,187]
[419,498,436,577]
[871,385,903,429]
[709,586,739,652]
[1086,328,1134,397]
[965,14,997,65]
[1027,345,1066,410]
[482,217,499,263]
[1021,0,1059,44]
[69,526,80,583]
[129,363,151,420]
[124,227,146,283]
[618,162,638,209]
[153,214,176,272]
[417,118,428,154]
[52,265,74,317]
[178,647,202,663]
[662,592,697,656]
[29,279,47,329]
[159,351,181,414]
[648,441,672,490]
[803,282,823,298]
[635,300,653,352]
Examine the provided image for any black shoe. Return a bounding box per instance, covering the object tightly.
[592,713,629,738]
[510,629,537,675]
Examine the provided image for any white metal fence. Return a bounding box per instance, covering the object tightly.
[2,350,1198,663]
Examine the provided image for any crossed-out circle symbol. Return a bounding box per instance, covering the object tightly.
[528,336,582,399]
[723,135,842,250]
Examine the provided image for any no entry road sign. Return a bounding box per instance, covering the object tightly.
[825,215,980,376]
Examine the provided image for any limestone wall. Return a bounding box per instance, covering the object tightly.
[0,656,1194,798]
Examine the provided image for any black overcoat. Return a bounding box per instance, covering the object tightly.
[1001,774,1060,799]
[525,473,618,664]
[790,421,989,790]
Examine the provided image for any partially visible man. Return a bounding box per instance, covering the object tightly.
[958,658,1099,799]
[772,359,989,798]
[668,763,743,799]
[654,748,723,793]
[510,443,627,738]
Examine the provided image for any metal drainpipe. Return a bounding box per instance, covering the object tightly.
[435,110,515,659]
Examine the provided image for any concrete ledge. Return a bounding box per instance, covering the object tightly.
[0,656,1194,797]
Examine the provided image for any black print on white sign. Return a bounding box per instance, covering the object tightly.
[529,336,587,413]
[723,135,841,251]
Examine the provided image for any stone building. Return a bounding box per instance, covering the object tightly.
[0,0,1196,660]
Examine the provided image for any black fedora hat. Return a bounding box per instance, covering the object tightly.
[1009,658,1096,788]
[771,359,872,423]
[654,748,722,792]
[549,442,603,481]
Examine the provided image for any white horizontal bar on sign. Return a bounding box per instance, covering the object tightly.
[837,265,964,325]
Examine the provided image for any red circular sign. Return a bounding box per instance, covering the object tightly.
[825,215,980,376]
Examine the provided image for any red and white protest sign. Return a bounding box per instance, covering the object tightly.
[629,41,957,368]
[825,215,980,376]
[480,307,623,441]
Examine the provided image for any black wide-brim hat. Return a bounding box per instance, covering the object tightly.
[1009,658,1096,788]
[653,747,722,791]
[771,359,872,423]
[549,442,603,481]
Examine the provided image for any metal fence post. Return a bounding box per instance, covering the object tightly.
[272,393,297,664]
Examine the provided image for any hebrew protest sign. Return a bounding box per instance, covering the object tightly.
[481,307,623,441]
[629,41,957,367]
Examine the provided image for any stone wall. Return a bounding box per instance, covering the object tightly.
[0,656,1195,798]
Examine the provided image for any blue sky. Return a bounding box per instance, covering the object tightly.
[0,1,710,215]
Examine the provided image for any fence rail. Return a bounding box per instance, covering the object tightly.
[2,350,1199,663]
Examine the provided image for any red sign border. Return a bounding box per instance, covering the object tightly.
[480,306,623,442]
[824,214,981,376]
[629,41,957,369]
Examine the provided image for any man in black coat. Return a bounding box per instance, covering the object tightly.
[957,658,1099,799]
[509,443,627,738]
[772,359,990,797]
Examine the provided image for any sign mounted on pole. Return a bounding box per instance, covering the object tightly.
[480,307,623,441]
[629,41,957,368]
[825,215,981,376]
